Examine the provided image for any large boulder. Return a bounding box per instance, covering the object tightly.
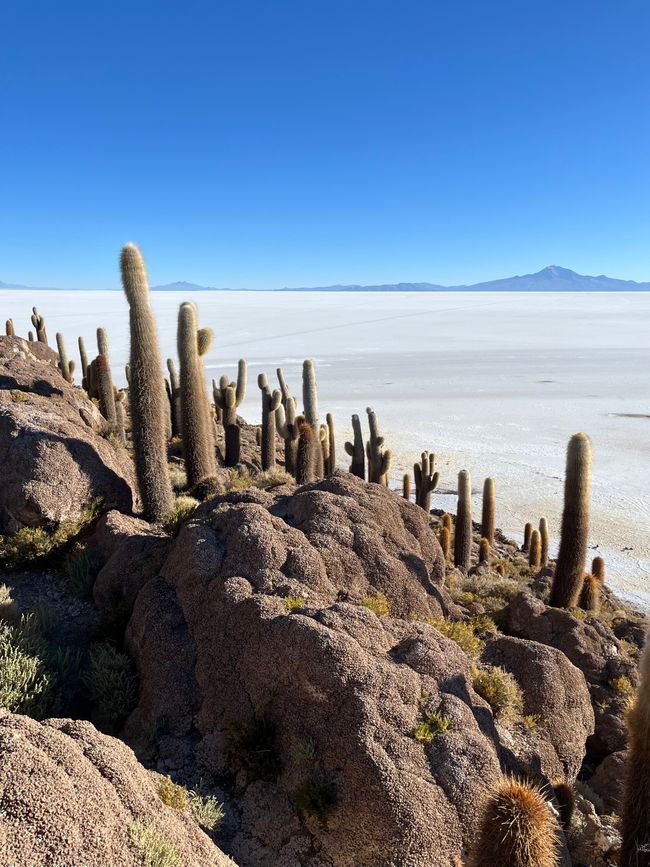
[0,336,137,531]
[0,711,235,867]
[124,474,544,866]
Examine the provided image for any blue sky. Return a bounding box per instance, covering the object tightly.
[1,0,650,289]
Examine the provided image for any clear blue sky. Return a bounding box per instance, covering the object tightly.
[2,0,650,289]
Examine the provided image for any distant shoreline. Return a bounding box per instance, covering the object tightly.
[2,287,650,293]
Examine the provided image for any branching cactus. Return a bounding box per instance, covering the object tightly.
[414,451,439,511]
[166,358,181,438]
[344,414,365,479]
[78,336,90,389]
[277,367,292,409]
[539,517,549,567]
[403,473,411,500]
[5,319,14,337]
[620,627,650,867]
[528,529,541,569]
[55,333,75,383]
[296,422,316,484]
[213,359,247,466]
[454,470,472,572]
[481,478,495,545]
[177,301,217,488]
[258,373,282,471]
[96,354,117,430]
[31,307,47,343]
[120,242,173,522]
[550,432,592,608]
[592,555,605,584]
[277,396,300,476]
[365,407,391,485]
[467,778,559,867]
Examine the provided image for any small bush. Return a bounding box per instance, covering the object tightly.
[414,709,451,743]
[83,641,138,732]
[225,467,294,493]
[292,737,317,763]
[609,675,634,695]
[128,820,181,867]
[188,783,225,831]
[167,464,187,492]
[293,775,338,820]
[0,619,49,716]
[523,713,543,732]
[158,776,187,811]
[360,593,390,617]
[425,618,483,659]
[473,665,524,721]
[285,596,305,612]
[10,390,29,403]
[162,496,199,538]
[225,712,282,782]
[64,542,102,600]
[0,584,18,624]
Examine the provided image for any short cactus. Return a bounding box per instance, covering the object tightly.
[120,242,173,522]
[479,537,490,565]
[454,470,472,572]
[578,573,600,613]
[539,517,549,567]
[522,522,533,553]
[414,452,439,511]
[442,513,453,533]
[115,391,127,447]
[365,407,391,485]
[5,319,14,337]
[592,555,605,584]
[258,373,282,471]
[325,413,336,475]
[403,473,411,500]
[439,526,451,560]
[31,307,47,344]
[28,330,34,341]
[344,414,365,479]
[296,422,316,484]
[55,332,75,383]
[213,359,247,466]
[467,778,559,867]
[177,301,217,489]
[528,529,541,569]
[96,354,117,431]
[481,478,495,546]
[550,432,592,609]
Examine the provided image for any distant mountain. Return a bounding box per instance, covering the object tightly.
[2,266,650,293]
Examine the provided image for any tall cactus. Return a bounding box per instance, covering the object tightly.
[467,778,559,867]
[296,422,316,484]
[177,301,217,488]
[454,469,472,572]
[277,396,300,476]
[78,336,90,389]
[5,319,14,337]
[55,333,75,383]
[522,522,533,553]
[620,628,650,866]
[97,327,110,359]
[31,307,47,343]
[414,451,439,511]
[365,407,391,485]
[120,242,173,522]
[549,432,592,608]
[344,414,365,479]
[302,359,323,478]
[528,529,541,569]
[166,358,181,438]
[96,354,117,431]
[539,516,549,567]
[481,477,495,545]
[325,413,336,475]
[213,359,247,467]
[258,373,281,471]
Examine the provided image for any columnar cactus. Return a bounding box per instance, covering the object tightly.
[528,529,541,569]
[213,359,247,467]
[592,555,605,584]
[302,359,323,478]
[31,307,47,343]
[481,477,495,545]
[78,336,89,389]
[522,522,533,553]
[115,391,127,447]
[403,473,411,500]
[5,319,14,337]
[276,396,300,476]
[550,432,592,609]
[539,517,549,567]
[325,413,336,475]
[55,333,75,383]
[467,778,559,867]
[258,373,282,471]
[414,451,439,511]
[578,574,600,613]
[479,537,490,565]
[166,358,181,438]
[620,627,650,866]
[277,367,291,408]
[296,422,316,484]
[120,242,173,522]
[366,407,391,485]
[442,513,453,533]
[177,301,217,489]
[344,414,365,479]
[97,327,110,359]
[28,330,34,341]
[96,354,117,430]
[454,470,472,572]
[439,526,451,559]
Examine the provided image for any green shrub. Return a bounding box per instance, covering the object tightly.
[285,596,305,612]
[225,712,282,782]
[0,584,18,623]
[128,820,181,867]
[360,593,390,617]
[162,496,199,538]
[64,542,102,600]
[609,675,634,695]
[0,619,49,716]
[293,775,338,820]
[425,618,483,659]
[158,776,187,811]
[414,709,451,743]
[473,665,524,721]
[83,641,138,732]
[188,783,225,831]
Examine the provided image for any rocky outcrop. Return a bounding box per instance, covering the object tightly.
[0,711,235,867]
[0,336,137,531]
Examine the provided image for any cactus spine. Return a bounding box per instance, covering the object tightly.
[467,778,559,867]
[344,414,365,479]
[55,333,75,383]
[213,359,247,466]
[522,522,532,553]
[258,373,281,471]
[96,354,117,430]
[481,477,495,545]
[592,555,605,584]
[539,517,549,567]
[177,302,217,488]
[5,319,14,337]
[366,407,391,485]
[120,242,173,522]
[528,529,541,569]
[454,470,472,572]
[31,307,47,343]
[549,432,592,609]
[414,451,439,511]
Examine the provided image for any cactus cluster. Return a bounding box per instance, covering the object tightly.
[414,451,439,511]
[213,359,247,466]
[365,407,391,485]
